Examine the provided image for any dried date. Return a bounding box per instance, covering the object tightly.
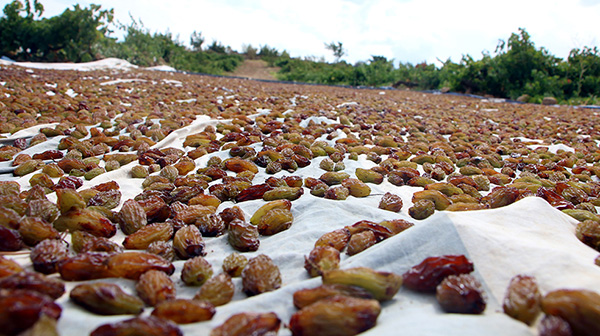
[502,274,542,325]
[70,282,144,315]
[181,256,213,286]
[242,254,281,296]
[402,255,474,292]
[90,316,183,336]
[436,274,486,314]
[289,295,380,336]
[228,219,260,252]
[152,299,216,324]
[322,267,402,301]
[210,312,280,336]
[0,289,62,336]
[293,284,374,309]
[136,270,176,306]
[0,272,65,300]
[304,246,340,277]
[29,239,69,274]
[173,225,206,259]
[541,289,600,336]
[193,272,235,306]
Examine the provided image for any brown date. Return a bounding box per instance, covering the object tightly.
[0,272,65,300]
[107,251,175,280]
[289,295,381,336]
[118,199,148,235]
[304,246,340,277]
[378,192,403,212]
[242,254,281,296]
[53,208,116,238]
[70,282,144,315]
[0,256,23,279]
[173,225,206,259]
[502,274,542,325]
[322,267,402,301]
[210,312,280,336]
[222,252,248,277]
[314,228,351,252]
[541,289,600,336]
[136,270,176,306]
[402,255,474,292]
[228,219,260,252]
[29,239,69,274]
[152,299,216,324]
[193,272,235,306]
[0,225,22,251]
[90,316,183,336]
[181,256,213,286]
[293,284,374,309]
[58,252,111,281]
[0,289,62,336]
[436,274,486,314]
[538,315,573,336]
[123,222,173,250]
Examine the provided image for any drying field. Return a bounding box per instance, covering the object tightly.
[0,59,599,336]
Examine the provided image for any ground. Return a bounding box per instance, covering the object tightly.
[227,59,280,81]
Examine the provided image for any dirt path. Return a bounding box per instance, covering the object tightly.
[228,59,279,81]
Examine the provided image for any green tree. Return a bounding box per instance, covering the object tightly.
[190,30,204,51]
[325,41,346,62]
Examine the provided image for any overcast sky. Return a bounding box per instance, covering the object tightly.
[7,0,600,65]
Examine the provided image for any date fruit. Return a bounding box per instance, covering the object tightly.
[502,274,541,325]
[242,254,281,296]
[70,282,144,315]
[541,289,600,336]
[403,255,474,292]
[136,270,176,306]
[210,312,280,336]
[90,316,183,336]
[436,274,486,314]
[322,267,402,301]
[289,295,381,336]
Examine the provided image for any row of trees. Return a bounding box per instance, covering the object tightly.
[1,1,600,104]
[277,29,600,105]
[0,0,242,74]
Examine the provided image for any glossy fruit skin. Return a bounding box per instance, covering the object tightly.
[222,252,248,277]
[0,289,62,336]
[193,272,235,306]
[541,289,600,336]
[70,282,144,315]
[228,219,260,252]
[173,225,206,259]
[90,316,183,336]
[502,275,542,325]
[242,254,281,296]
[304,246,340,277]
[0,272,65,300]
[402,255,474,292]
[30,239,69,274]
[289,295,381,336]
[436,274,486,314]
[151,299,215,324]
[322,267,402,301]
[181,256,213,286]
[292,284,374,309]
[136,270,176,306]
[210,312,280,336]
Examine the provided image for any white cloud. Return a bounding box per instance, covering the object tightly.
[22,0,600,65]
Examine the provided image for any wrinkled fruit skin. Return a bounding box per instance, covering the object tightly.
[70,282,144,315]
[435,274,486,314]
[0,289,62,336]
[502,274,541,325]
[136,270,176,306]
[403,255,474,292]
[293,284,374,309]
[210,312,280,336]
[242,254,282,296]
[289,295,381,336]
[90,316,183,336]
[322,267,402,302]
[304,246,340,277]
[541,289,600,336]
[0,272,65,300]
[151,299,216,324]
[228,219,259,252]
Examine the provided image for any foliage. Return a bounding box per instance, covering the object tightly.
[2,1,600,104]
[0,0,113,62]
[325,41,346,62]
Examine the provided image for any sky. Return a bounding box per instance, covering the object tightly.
[5,0,600,66]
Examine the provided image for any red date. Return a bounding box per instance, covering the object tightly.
[403,255,474,292]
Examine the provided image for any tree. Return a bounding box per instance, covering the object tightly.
[325,41,346,62]
[190,30,204,51]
